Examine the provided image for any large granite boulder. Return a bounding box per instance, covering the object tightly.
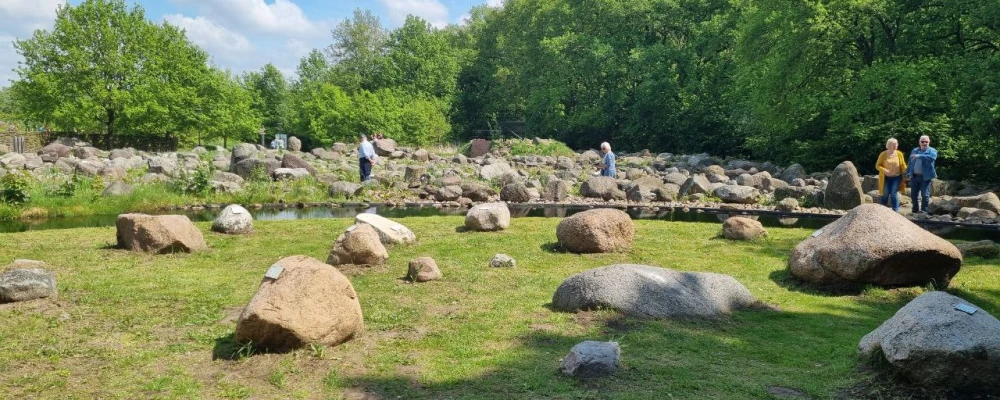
[779,163,806,183]
[327,224,388,266]
[230,143,258,165]
[116,214,208,253]
[542,179,570,202]
[679,174,712,197]
[407,257,442,282]
[722,217,767,240]
[500,182,532,203]
[287,136,302,152]
[0,260,57,303]
[38,142,72,161]
[461,182,495,202]
[825,161,864,210]
[556,209,634,253]
[434,185,463,201]
[859,291,1000,391]
[580,176,625,201]
[235,255,363,352]
[561,341,621,378]
[328,181,362,198]
[233,158,281,181]
[789,204,962,288]
[212,204,253,234]
[479,162,514,181]
[281,153,316,175]
[552,264,759,318]
[714,185,761,204]
[465,202,511,231]
[373,138,397,156]
[355,213,416,245]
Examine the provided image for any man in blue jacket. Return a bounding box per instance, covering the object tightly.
[904,135,937,214]
[599,142,616,178]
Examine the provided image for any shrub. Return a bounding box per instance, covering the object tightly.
[0,172,32,205]
[171,165,214,195]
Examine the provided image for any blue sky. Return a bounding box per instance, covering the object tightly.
[0,0,503,86]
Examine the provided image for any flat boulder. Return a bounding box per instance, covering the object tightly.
[355,213,416,245]
[116,214,208,253]
[789,204,962,288]
[0,260,57,303]
[235,255,363,352]
[281,153,316,175]
[714,185,761,204]
[212,204,253,234]
[859,291,1000,391]
[552,264,759,318]
[327,224,388,266]
[723,217,767,240]
[373,138,397,156]
[556,209,634,253]
[580,176,625,201]
[561,341,621,378]
[465,202,511,231]
[328,181,362,198]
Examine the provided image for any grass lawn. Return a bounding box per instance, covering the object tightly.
[0,216,997,399]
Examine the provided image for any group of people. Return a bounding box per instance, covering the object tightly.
[875,135,938,214]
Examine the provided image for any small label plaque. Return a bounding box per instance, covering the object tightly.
[231,208,244,215]
[264,264,284,280]
[811,229,824,238]
[346,225,357,232]
[955,304,978,315]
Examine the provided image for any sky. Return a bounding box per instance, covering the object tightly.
[0,0,504,87]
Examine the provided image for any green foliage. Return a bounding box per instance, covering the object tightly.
[0,172,32,205]
[504,138,575,157]
[171,165,214,195]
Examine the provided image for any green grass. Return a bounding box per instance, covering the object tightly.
[0,217,997,399]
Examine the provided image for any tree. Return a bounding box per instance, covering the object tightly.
[12,0,210,140]
[326,9,389,93]
[199,69,260,148]
[242,63,290,135]
[383,16,461,102]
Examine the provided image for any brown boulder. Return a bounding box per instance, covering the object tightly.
[789,204,962,288]
[116,214,207,253]
[327,224,388,266]
[235,255,363,352]
[722,217,768,240]
[407,257,442,282]
[556,209,634,253]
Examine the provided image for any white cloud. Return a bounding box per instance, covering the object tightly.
[0,0,63,86]
[164,14,254,57]
[377,0,450,28]
[486,0,505,7]
[195,0,328,38]
[0,36,19,86]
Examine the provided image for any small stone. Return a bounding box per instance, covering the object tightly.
[561,341,620,378]
[489,254,516,268]
[407,257,442,282]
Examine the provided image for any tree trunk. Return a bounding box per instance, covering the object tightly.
[106,108,115,149]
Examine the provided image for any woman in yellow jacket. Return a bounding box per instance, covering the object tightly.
[875,138,907,212]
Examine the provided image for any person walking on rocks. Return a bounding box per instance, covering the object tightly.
[904,135,937,214]
[358,134,377,182]
[599,142,616,178]
[875,138,907,212]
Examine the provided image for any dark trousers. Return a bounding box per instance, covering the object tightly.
[910,174,932,213]
[359,158,372,182]
[880,175,902,211]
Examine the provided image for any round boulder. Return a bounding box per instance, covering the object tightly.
[789,204,962,288]
[561,341,621,378]
[824,161,864,210]
[722,217,767,240]
[465,202,511,231]
[355,213,416,245]
[327,224,388,266]
[0,260,57,303]
[556,209,634,253]
[552,264,759,318]
[407,257,442,282]
[859,291,1000,391]
[212,204,254,234]
[235,255,363,352]
[116,214,207,253]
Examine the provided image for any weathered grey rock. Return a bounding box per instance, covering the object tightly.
[327,224,388,266]
[561,341,620,378]
[39,143,72,161]
[461,182,495,202]
[859,291,1000,391]
[452,154,468,164]
[355,213,416,245]
[776,198,799,212]
[542,179,570,202]
[147,156,178,177]
[211,171,244,185]
[779,163,806,183]
[273,168,311,180]
[373,138,397,156]
[232,158,281,180]
[235,255,363,352]
[212,204,253,234]
[411,149,429,162]
[0,260,57,303]
[479,162,515,181]
[407,257,441,282]
[404,165,426,185]
[789,204,962,288]
[723,217,767,240]
[287,136,302,152]
[824,161,864,210]
[679,174,712,197]
[231,143,258,165]
[500,182,531,203]
[281,153,316,175]
[580,176,626,201]
[102,181,134,197]
[714,185,761,204]
[489,253,516,268]
[956,240,999,259]
[434,185,463,201]
[210,181,242,193]
[116,214,208,253]
[465,202,511,231]
[552,264,759,318]
[556,209,634,253]
[328,181,362,198]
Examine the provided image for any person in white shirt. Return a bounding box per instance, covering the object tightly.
[358,134,377,182]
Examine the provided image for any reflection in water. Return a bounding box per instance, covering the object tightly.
[1,204,997,241]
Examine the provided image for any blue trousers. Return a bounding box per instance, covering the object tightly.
[909,174,932,213]
[880,175,902,211]
[359,158,372,182]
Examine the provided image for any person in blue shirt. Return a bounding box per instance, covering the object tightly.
[904,135,937,214]
[357,134,377,182]
[599,142,616,178]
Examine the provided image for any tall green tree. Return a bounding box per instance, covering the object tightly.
[198,69,260,148]
[242,63,290,135]
[12,0,210,138]
[326,9,389,93]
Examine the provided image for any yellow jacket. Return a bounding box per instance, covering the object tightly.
[876,150,907,195]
